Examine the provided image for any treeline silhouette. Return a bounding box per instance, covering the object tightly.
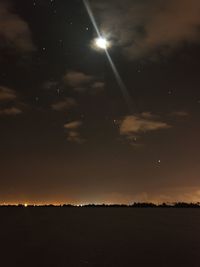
[1,202,200,208]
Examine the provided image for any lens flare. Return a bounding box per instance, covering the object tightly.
[83,0,134,113]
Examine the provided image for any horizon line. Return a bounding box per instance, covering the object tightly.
[1,202,200,208]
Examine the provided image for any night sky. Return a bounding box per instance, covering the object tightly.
[1,0,200,205]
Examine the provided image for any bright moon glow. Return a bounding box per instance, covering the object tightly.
[95,37,109,49]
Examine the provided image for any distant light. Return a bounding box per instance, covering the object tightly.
[77,204,83,207]
[24,203,28,207]
[95,37,109,50]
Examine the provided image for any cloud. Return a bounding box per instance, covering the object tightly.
[119,113,171,141]
[51,98,77,111]
[63,70,105,94]
[64,120,85,144]
[0,86,17,101]
[170,111,189,117]
[139,112,159,120]
[0,107,22,116]
[0,1,35,53]
[0,86,24,116]
[63,71,93,88]
[92,0,200,59]
[64,121,82,130]
[67,131,85,144]
[91,81,105,93]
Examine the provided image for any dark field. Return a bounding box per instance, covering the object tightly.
[0,208,200,267]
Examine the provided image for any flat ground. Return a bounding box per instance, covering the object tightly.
[0,208,199,267]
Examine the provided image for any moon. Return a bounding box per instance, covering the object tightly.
[95,37,109,50]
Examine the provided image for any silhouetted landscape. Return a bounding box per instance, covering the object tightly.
[1,202,200,208]
[1,205,200,266]
[0,202,200,208]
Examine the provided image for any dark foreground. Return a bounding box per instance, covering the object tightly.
[0,208,200,267]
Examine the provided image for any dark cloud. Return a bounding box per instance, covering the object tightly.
[0,1,36,53]
[92,0,200,59]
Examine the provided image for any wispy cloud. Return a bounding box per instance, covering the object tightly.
[67,131,85,144]
[170,111,189,117]
[119,113,171,142]
[0,1,36,53]
[64,121,85,144]
[63,71,93,88]
[63,70,105,94]
[64,121,82,130]
[0,107,22,116]
[0,86,24,116]
[91,81,105,94]
[51,98,77,112]
[93,0,200,59]
[0,86,17,101]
